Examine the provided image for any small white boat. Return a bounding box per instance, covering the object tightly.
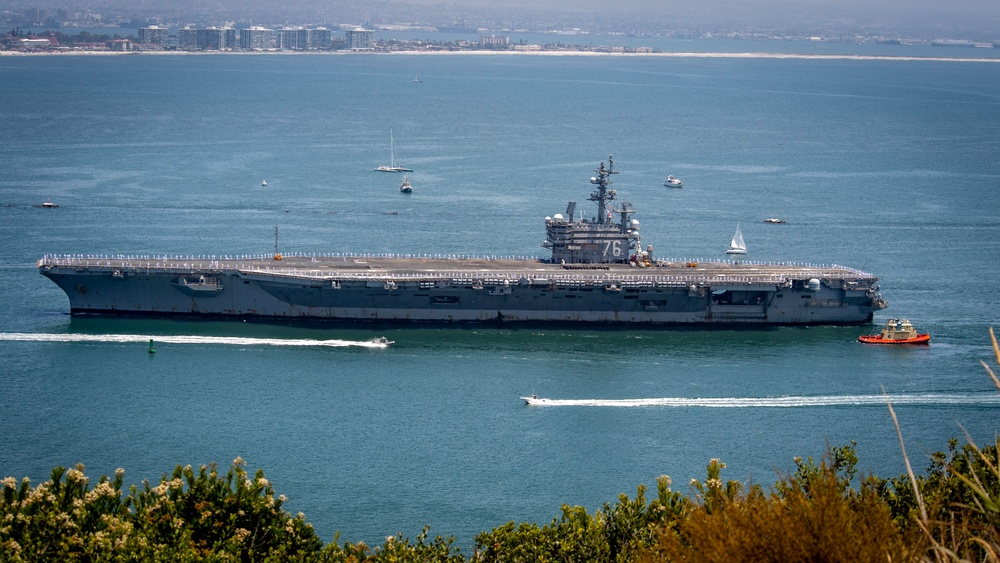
[261,180,267,187]
[370,336,395,345]
[399,175,412,193]
[726,223,747,255]
[663,175,683,188]
[763,217,785,224]
[412,75,422,83]
[520,394,552,406]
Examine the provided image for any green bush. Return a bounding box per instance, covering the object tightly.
[0,457,322,561]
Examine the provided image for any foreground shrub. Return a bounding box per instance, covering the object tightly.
[318,526,465,562]
[1,443,994,563]
[0,457,322,561]
[473,474,691,563]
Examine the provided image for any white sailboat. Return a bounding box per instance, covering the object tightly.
[374,130,413,173]
[726,223,747,255]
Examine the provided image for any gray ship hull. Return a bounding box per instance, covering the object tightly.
[38,255,886,326]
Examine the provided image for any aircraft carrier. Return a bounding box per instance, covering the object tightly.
[38,156,887,326]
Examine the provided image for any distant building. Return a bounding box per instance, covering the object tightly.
[308,28,331,50]
[272,28,331,50]
[177,27,197,50]
[106,39,131,51]
[19,37,52,49]
[178,27,233,50]
[240,26,273,50]
[138,25,169,47]
[201,28,233,50]
[345,28,373,50]
[480,35,510,47]
[276,28,307,50]
[24,7,47,23]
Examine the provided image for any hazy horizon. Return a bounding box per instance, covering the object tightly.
[3,0,1000,39]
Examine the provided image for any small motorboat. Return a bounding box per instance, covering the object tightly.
[399,175,412,193]
[520,394,549,405]
[763,217,785,224]
[858,319,930,345]
[370,336,395,345]
[663,175,683,188]
[261,180,267,187]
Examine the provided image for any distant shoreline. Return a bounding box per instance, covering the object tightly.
[2,49,999,62]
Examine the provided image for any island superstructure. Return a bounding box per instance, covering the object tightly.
[38,156,887,325]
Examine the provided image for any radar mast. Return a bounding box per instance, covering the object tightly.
[589,154,619,225]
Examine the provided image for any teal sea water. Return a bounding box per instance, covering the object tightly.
[1,51,999,548]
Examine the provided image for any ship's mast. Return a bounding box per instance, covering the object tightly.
[589,155,618,225]
[618,200,636,234]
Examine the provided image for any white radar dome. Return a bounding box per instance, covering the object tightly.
[553,214,564,221]
[630,219,640,230]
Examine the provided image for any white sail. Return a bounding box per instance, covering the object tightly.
[726,223,747,255]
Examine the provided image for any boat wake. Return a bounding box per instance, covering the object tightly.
[521,393,1000,408]
[0,332,390,348]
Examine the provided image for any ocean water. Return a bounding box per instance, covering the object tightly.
[1,52,999,549]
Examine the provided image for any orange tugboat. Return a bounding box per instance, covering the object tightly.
[858,319,930,345]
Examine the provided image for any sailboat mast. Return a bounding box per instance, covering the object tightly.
[389,129,396,167]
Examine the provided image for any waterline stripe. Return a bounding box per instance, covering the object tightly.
[0,332,388,348]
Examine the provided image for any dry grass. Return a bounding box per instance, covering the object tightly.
[640,456,923,563]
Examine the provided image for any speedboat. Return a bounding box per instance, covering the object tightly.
[370,336,395,345]
[763,218,785,224]
[399,175,412,193]
[858,319,930,345]
[520,394,550,405]
[663,175,683,188]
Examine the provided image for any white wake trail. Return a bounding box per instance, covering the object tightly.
[523,394,1000,408]
[0,332,389,349]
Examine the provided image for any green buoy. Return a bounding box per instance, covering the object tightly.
[148,339,156,354]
